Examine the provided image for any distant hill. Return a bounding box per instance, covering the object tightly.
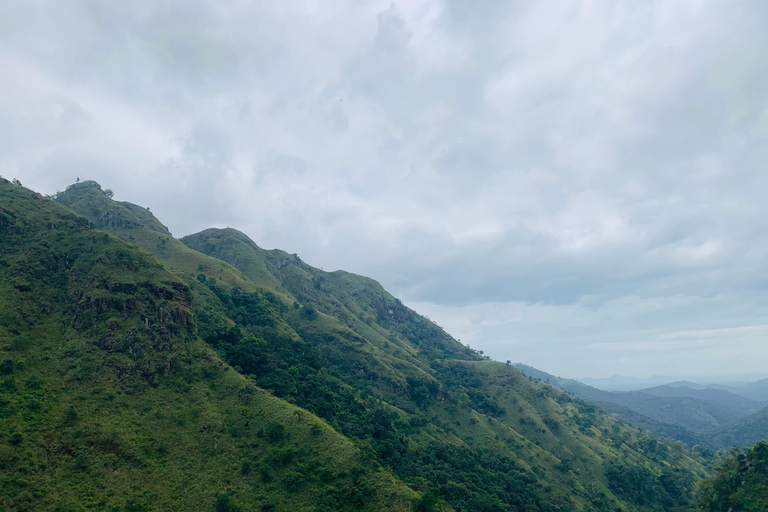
[707,406,768,448]
[727,378,768,403]
[514,364,766,449]
[579,375,679,391]
[666,380,708,390]
[640,384,763,417]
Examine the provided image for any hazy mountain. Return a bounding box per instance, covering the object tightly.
[666,381,709,390]
[666,379,768,404]
[579,375,680,391]
[727,378,768,403]
[515,364,766,449]
[639,385,764,417]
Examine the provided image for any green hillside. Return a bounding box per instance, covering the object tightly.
[43,180,712,511]
[0,179,416,512]
[180,227,709,511]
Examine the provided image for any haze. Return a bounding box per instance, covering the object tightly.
[3,0,768,379]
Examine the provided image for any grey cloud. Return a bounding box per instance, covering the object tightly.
[3,0,768,378]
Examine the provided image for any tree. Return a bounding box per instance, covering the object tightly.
[698,441,768,511]
[214,493,241,512]
[104,188,114,198]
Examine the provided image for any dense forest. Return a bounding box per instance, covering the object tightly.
[0,178,763,511]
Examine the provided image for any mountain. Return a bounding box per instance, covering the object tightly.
[0,178,415,512]
[579,375,679,391]
[514,364,767,449]
[0,178,711,511]
[514,365,711,448]
[639,385,763,417]
[707,406,768,449]
[665,381,708,390]
[728,378,768,403]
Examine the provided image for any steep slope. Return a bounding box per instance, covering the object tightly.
[53,181,260,294]
[182,228,709,512]
[56,181,708,512]
[0,179,417,512]
[182,227,475,362]
[54,181,306,361]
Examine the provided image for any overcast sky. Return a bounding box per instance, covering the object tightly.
[3,0,768,379]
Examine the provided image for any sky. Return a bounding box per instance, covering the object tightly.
[3,0,768,379]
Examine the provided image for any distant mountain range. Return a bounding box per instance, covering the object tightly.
[580,374,768,393]
[515,364,768,449]
[580,375,682,391]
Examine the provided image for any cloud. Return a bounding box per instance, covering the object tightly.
[2,0,768,378]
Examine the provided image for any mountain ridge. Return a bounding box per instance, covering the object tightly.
[0,178,417,511]
[0,178,711,511]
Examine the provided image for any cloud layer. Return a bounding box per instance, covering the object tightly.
[4,0,768,378]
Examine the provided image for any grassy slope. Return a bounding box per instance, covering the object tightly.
[55,181,709,511]
[0,179,416,512]
[54,182,258,294]
[181,229,709,512]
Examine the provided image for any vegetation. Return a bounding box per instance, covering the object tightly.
[514,364,766,450]
[0,178,721,511]
[707,407,768,449]
[0,179,415,511]
[697,441,768,511]
[179,223,710,511]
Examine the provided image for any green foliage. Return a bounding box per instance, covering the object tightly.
[697,442,768,512]
[214,493,241,512]
[179,227,706,512]
[47,180,712,512]
[605,462,694,511]
[0,179,416,512]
